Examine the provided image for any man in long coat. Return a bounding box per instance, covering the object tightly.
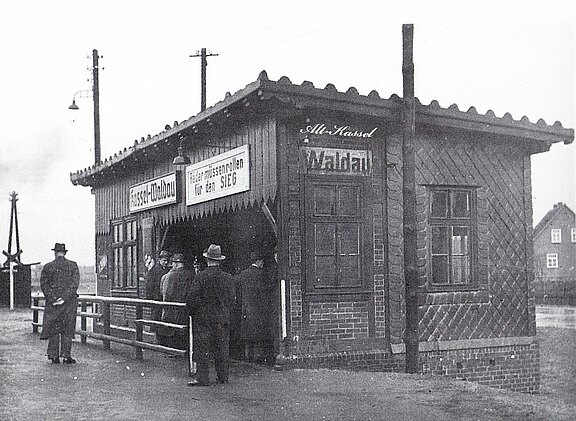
[186,244,235,386]
[145,250,171,345]
[237,251,273,363]
[40,243,80,364]
[157,253,193,350]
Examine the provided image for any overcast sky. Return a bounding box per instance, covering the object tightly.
[0,1,574,266]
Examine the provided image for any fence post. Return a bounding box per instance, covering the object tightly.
[81,300,87,344]
[102,301,111,350]
[135,303,143,360]
[32,296,39,334]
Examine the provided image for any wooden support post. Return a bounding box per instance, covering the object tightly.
[32,296,39,333]
[402,23,419,374]
[81,301,87,344]
[102,302,111,350]
[135,304,143,359]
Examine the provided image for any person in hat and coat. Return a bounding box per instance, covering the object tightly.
[145,250,172,345]
[186,244,236,386]
[157,253,194,350]
[237,250,274,363]
[39,243,80,364]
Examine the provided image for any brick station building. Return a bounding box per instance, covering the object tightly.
[71,71,574,393]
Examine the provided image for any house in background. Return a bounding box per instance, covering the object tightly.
[533,202,576,304]
[533,202,576,280]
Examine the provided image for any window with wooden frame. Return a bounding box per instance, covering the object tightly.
[305,178,370,295]
[551,228,562,244]
[428,187,477,290]
[111,218,139,290]
[546,253,558,269]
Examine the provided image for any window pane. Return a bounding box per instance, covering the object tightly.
[127,246,137,287]
[340,256,361,286]
[452,191,470,218]
[451,256,470,284]
[113,248,123,288]
[431,191,448,218]
[451,226,469,256]
[126,221,136,241]
[432,255,449,284]
[338,186,360,217]
[339,223,359,255]
[314,186,336,216]
[431,226,448,255]
[315,224,335,255]
[315,256,336,287]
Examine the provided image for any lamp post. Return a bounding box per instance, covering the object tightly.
[69,49,101,165]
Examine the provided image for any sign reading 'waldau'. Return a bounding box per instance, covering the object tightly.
[129,172,178,213]
[186,145,250,206]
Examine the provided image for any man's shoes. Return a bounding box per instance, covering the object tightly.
[62,357,77,364]
[216,378,229,384]
[187,379,209,387]
[49,357,60,364]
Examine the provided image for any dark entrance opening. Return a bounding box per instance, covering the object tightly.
[159,201,278,363]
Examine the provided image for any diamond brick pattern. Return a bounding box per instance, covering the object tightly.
[415,134,532,341]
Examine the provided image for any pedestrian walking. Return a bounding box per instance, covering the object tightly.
[145,250,171,345]
[237,251,273,363]
[158,253,194,350]
[186,244,235,386]
[39,243,80,364]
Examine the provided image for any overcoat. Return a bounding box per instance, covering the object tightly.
[39,256,80,340]
[237,265,272,341]
[186,266,235,363]
[145,264,170,323]
[157,267,194,337]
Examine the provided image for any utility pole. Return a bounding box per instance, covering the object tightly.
[2,192,22,311]
[402,24,419,374]
[92,49,101,165]
[190,48,219,112]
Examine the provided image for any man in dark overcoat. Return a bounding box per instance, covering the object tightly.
[237,251,273,363]
[40,243,80,364]
[186,244,235,386]
[145,250,171,344]
[157,253,193,350]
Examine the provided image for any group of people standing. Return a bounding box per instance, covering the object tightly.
[145,244,276,387]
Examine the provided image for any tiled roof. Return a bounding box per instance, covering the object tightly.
[71,70,574,185]
[534,202,576,238]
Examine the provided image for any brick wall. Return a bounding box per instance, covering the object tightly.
[309,301,369,340]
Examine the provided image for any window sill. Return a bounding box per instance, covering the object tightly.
[305,289,372,302]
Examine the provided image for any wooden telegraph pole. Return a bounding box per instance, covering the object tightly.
[402,24,419,374]
[190,48,219,112]
[92,49,101,165]
[2,192,23,310]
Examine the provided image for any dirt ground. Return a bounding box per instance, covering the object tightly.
[1,308,575,421]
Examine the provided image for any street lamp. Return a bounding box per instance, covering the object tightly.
[173,133,191,168]
[69,49,101,165]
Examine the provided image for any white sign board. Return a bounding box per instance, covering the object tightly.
[129,172,178,213]
[186,145,250,206]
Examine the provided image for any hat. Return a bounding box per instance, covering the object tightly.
[171,253,185,263]
[159,250,172,259]
[51,243,67,252]
[203,244,226,261]
[250,251,262,261]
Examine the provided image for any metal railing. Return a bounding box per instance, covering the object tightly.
[31,294,193,373]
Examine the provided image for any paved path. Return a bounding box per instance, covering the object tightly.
[1,308,575,420]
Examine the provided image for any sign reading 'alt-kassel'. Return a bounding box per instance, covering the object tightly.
[129,172,178,213]
[186,145,250,206]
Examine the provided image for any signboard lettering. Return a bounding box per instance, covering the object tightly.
[129,173,178,213]
[300,123,378,138]
[186,145,250,206]
[302,147,372,175]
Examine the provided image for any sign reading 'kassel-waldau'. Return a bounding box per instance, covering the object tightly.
[186,145,250,206]
[129,172,178,213]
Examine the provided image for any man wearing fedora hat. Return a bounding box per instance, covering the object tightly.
[145,250,172,345]
[186,244,236,386]
[237,250,273,364]
[157,253,194,351]
[39,243,80,364]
